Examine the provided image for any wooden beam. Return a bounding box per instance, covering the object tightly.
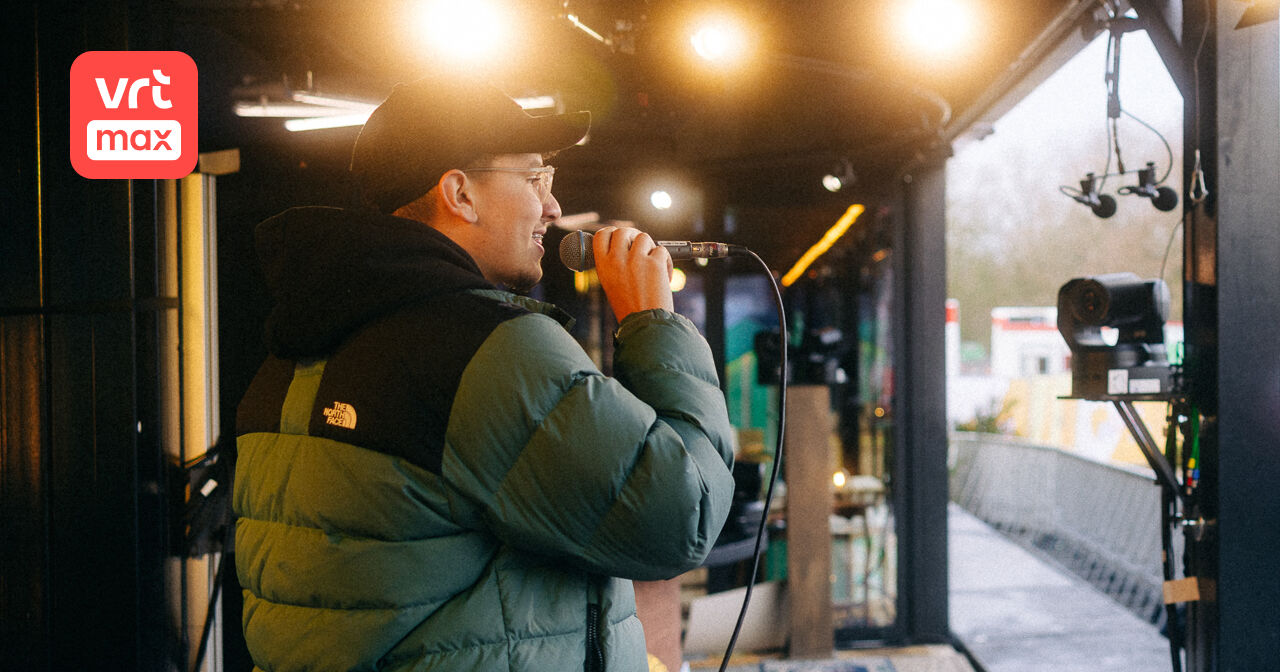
[785,385,834,658]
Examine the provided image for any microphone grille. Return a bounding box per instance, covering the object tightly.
[559,230,595,271]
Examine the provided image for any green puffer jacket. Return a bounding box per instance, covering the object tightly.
[234,207,736,671]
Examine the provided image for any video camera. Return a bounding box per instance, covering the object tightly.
[1057,273,1178,400]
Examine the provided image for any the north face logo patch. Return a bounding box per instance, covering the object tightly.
[323,401,357,429]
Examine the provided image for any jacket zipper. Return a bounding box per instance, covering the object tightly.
[585,581,604,672]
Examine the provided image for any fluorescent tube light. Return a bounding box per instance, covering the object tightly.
[284,113,372,132]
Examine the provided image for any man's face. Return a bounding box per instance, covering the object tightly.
[463,153,561,291]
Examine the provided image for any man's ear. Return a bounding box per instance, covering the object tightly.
[436,170,479,223]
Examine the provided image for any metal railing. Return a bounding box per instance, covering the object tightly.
[949,432,1180,626]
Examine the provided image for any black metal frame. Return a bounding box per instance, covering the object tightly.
[893,163,952,645]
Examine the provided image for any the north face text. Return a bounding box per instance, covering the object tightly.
[323,402,358,429]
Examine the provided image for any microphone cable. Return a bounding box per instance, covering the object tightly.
[557,231,787,668]
[717,248,788,672]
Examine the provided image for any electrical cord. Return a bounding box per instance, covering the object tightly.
[718,248,788,672]
[1064,11,1178,201]
[1105,36,1176,188]
[1100,13,1122,189]
[1055,16,1118,199]
[1110,116,1127,178]
[1121,109,1174,184]
[1158,217,1183,285]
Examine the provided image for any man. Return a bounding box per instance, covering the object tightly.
[233,75,736,671]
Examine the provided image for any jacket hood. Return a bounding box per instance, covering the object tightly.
[256,206,492,358]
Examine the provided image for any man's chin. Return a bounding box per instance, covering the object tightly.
[506,270,543,294]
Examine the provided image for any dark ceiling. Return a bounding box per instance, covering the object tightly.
[176,0,1080,264]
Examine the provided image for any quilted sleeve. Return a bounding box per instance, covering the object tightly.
[440,309,735,580]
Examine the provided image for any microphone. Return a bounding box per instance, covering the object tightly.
[1120,162,1179,212]
[558,230,738,272]
[1066,172,1117,218]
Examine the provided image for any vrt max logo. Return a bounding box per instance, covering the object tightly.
[71,51,198,179]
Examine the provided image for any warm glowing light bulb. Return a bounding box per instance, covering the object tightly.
[690,18,748,64]
[414,0,508,62]
[650,190,673,210]
[822,174,844,192]
[833,470,847,488]
[899,0,974,55]
[669,267,687,292]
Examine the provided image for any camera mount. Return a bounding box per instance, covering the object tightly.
[1056,272,1187,509]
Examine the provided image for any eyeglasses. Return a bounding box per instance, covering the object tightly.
[463,165,556,203]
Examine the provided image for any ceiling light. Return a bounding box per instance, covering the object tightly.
[234,102,353,118]
[283,114,372,132]
[513,95,558,111]
[650,190,673,210]
[413,0,508,63]
[236,90,378,131]
[565,13,610,47]
[821,159,856,193]
[898,0,974,55]
[235,93,376,124]
[690,17,748,64]
[290,92,378,111]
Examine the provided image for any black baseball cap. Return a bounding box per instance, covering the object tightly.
[350,76,590,213]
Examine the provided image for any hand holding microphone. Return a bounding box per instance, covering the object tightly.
[559,229,742,322]
[580,227,674,322]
